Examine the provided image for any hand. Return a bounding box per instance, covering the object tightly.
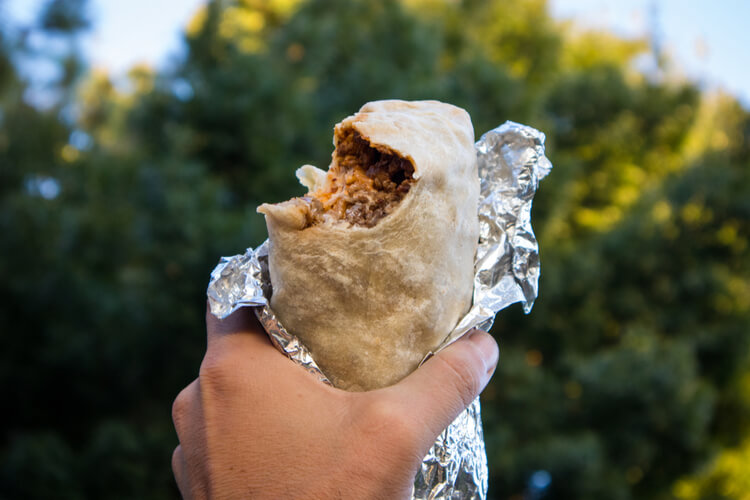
[171,306,498,499]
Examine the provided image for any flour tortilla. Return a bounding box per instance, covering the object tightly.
[258,100,479,391]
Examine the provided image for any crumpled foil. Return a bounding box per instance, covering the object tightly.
[207,121,551,499]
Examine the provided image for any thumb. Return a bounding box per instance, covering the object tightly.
[384,329,499,448]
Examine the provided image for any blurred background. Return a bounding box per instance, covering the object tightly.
[1,0,748,498]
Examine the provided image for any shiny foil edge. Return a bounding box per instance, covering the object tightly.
[206,121,551,500]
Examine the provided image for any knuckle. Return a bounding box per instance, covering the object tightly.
[435,352,480,410]
[171,446,182,474]
[198,351,236,391]
[352,397,423,478]
[361,396,419,450]
[366,398,403,429]
[172,446,188,496]
[172,384,194,430]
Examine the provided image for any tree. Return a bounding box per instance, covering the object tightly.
[1,0,748,498]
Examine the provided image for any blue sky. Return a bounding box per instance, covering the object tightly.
[550,0,750,107]
[5,0,750,107]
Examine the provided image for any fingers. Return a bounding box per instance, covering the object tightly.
[205,304,271,353]
[172,445,189,499]
[384,329,498,449]
[171,380,208,499]
[172,380,199,442]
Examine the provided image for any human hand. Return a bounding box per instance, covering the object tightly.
[171,306,498,499]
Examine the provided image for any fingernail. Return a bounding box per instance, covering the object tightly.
[467,329,499,373]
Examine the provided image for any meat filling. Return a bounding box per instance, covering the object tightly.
[305,129,415,228]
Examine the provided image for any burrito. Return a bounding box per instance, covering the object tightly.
[258,100,479,391]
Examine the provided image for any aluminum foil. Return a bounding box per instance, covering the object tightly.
[207,121,551,499]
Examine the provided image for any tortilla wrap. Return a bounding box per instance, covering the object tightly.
[258,100,479,391]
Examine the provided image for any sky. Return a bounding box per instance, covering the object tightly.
[549,0,750,107]
[4,0,750,107]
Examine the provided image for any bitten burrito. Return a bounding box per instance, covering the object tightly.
[258,100,479,391]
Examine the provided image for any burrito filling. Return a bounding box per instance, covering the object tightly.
[304,129,415,228]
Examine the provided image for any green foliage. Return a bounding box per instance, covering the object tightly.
[1,0,749,499]
[38,0,91,33]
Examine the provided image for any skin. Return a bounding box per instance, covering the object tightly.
[172,306,499,500]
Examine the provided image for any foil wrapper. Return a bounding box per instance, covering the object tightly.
[207,121,551,499]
